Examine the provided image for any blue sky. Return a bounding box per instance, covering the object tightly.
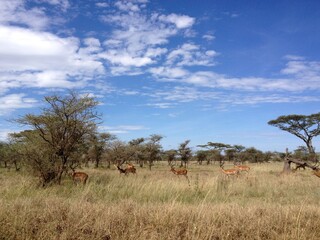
[1,0,320,152]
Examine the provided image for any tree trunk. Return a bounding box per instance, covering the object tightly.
[13,160,20,171]
[94,157,99,168]
[57,156,68,185]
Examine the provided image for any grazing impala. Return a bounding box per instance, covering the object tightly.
[234,165,250,173]
[220,167,239,177]
[71,171,88,185]
[116,165,136,175]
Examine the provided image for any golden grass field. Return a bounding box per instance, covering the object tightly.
[0,162,320,240]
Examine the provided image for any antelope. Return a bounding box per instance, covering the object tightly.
[126,163,136,170]
[170,166,190,185]
[70,171,88,185]
[234,165,250,173]
[116,165,136,175]
[170,166,188,176]
[220,167,239,177]
[125,165,136,174]
[312,169,320,178]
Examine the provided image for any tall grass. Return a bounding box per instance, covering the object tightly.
[0,162,320,239]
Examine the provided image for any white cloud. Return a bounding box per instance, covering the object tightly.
[284,55,305,61]
[203,34,215,41]
[166,43,217,66]
[100,125,147,134]
[100,51,153,67]
[40,0,70,12]
[150,86,221,103]
[0,94,38,115]
[82,38,102,53]
[100,7,197,75]
[0,0,49,30]
[149,67,189,79]
[218,94,320,107]
[0,25,104,93]
[115,1,141,12]
[96,2,109,8]
[0,129,12,141]
[159,14,195,29]
[149,56,320,92]
[146,85,320,112]
[145,102,176,109]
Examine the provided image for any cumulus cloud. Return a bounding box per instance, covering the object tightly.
[149,67,189,79]
[0,25,104,94]
[115,1,141,12]
[158,14,195,29]
[166,43,217,66]
[0,0,49,29]
[96,2,109,8]
[39,0,70,12]
[100,4,198,75]
[0,94,38,115]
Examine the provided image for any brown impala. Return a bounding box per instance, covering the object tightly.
[220,167,239,177]
[312,169,320,178]
[234,165,250,173]
[170,166,188,176]
[116,165,136,175]
[71,171,88,185]
[170,166,190,185]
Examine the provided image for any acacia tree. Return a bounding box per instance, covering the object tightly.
[144,134,163,170]
[87,132,116,168]
[178,140,192,167]
[268,113,320,173]
[128,138,145,167]
[164,149,177,165]
[197,142,232,165]
[195,150,207,165]
[105,140,131,166]
[15,92,99,185]
[268,113,320,158]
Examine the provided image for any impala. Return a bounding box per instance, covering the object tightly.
[170,166,188,176]
[116,165,136,175]
[234,165,250,173]
[127,163,135,169]
[71,171,88,185]
[170,166,190,185]
[220,167,239,177]
[312,169,320,178]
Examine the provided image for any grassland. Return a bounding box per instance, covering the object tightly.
[0,162,320,240]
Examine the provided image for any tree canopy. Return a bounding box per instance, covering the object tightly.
[268,113,320,156]
[13,91,100,185]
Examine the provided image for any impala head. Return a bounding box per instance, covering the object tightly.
[127,163,135,168]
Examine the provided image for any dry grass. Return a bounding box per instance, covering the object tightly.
[0,162,320,239]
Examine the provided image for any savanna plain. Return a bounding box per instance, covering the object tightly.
[0,162,320,240]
